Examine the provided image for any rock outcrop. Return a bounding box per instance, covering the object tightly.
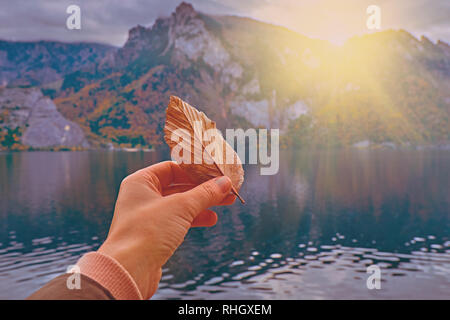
[3,2,449,148]
[56,2,450,147]
[0,87,88,148]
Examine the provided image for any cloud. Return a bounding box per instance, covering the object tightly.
[0,0,183,45]
[0,0,448,46]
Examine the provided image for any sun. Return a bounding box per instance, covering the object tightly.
[249,0,378,45]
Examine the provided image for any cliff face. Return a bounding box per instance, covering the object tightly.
[55,2,328,147]
[0,88,88,149]
[2,2,450,149]
[53,2,450,148]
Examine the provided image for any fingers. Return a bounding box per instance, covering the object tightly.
[162,183,195,196]
[219,194,237,206]
[191,209,218,227]
[131,161,192,190]
[127,162,237,208]
[163,184,237,207]
[173,176,232,220]
[148,161,192,187]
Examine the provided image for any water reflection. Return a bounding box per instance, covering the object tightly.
[0,149,449,299]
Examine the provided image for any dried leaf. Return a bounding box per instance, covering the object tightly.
[164,96,245,203]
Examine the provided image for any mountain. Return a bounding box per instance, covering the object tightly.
[55,3,336,148]
[0,87,88,150]
[0,40,116,88]
[3,2,450,149]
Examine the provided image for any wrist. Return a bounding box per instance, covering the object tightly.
[76,251,143,300]
[98,239,161,299]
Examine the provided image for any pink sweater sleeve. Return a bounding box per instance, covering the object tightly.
[76,251,143,300]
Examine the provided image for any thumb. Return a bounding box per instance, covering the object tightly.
[177,176,232,220]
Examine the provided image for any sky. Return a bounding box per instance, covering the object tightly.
[0,0,449,46]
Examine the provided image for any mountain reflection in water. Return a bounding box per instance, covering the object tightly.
[0,150,448,299]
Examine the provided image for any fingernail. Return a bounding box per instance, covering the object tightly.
[215,176,231,193]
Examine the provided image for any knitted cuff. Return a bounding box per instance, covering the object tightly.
[76,251,143,300]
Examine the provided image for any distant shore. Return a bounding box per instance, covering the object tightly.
[2,142,450,153]
[0,146,155,153]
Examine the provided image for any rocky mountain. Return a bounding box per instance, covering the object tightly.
[53,2,449,149]
[0,87,88,150]
[0,40,115,88]
[2,2,450,149]
[55,3,333,148]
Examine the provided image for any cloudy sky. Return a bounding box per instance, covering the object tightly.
[0,0,449,46]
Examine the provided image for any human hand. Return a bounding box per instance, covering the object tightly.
[98,161,235,299]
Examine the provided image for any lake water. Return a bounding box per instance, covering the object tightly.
[0,149,449,299]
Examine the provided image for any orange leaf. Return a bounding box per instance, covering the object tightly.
[164,96,245,203]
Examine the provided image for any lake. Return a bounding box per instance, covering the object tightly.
[0,149,449,299]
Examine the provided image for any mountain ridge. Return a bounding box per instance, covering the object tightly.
[0,40,116,88]
[1,2,449,150]
[0,87,88,150]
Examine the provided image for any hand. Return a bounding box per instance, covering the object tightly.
[98,161,235,299]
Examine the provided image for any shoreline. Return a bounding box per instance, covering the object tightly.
[2,143,450,153]
[0,147,155,153]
